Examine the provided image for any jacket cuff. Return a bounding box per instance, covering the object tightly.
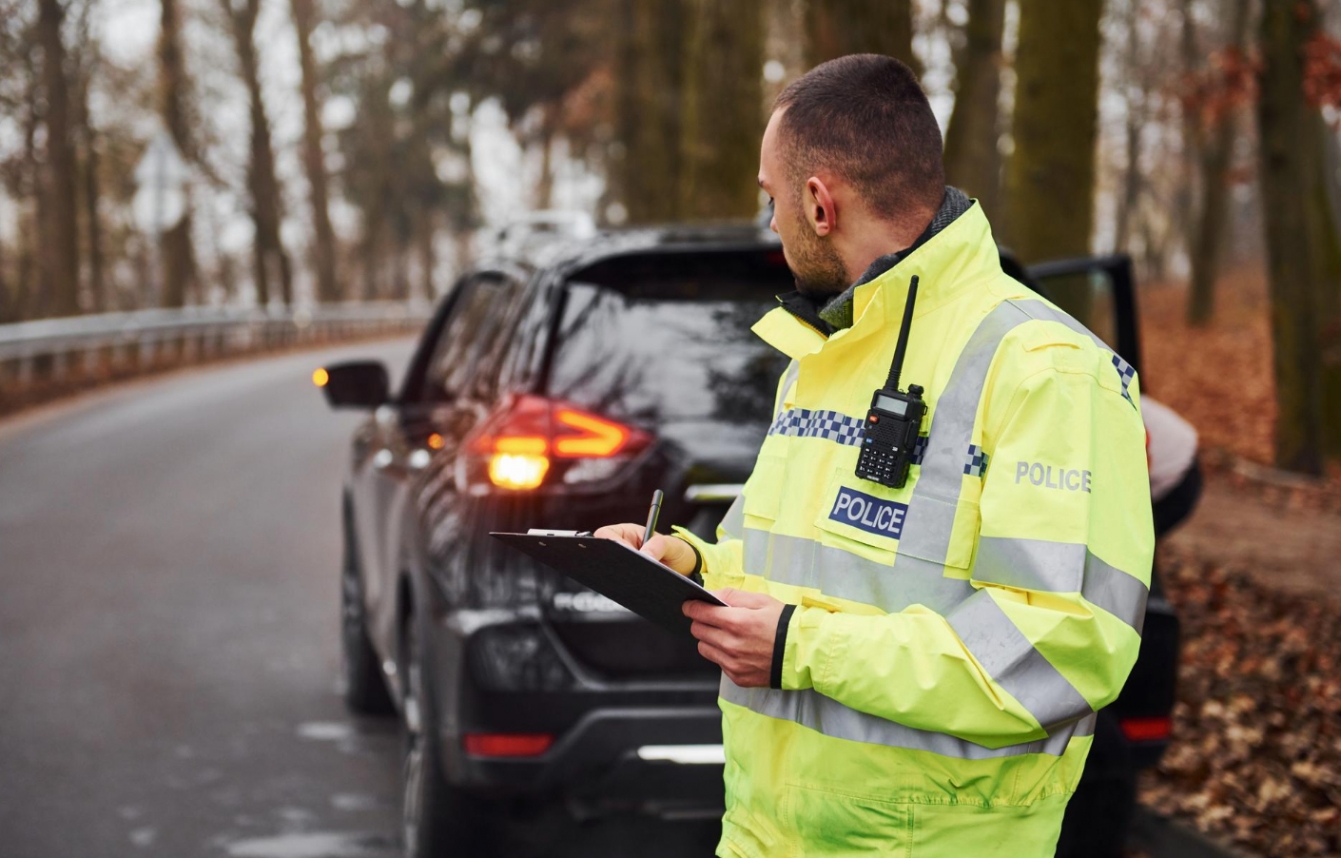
[769,604,798,689]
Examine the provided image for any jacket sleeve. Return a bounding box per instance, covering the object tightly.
[778,353,1155,749]
[671,502,745,591]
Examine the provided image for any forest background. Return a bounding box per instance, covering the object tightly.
[6,2,1341,855]
[2,0,1341,474]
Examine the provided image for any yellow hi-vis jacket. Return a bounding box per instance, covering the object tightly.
[672,202,1154,858]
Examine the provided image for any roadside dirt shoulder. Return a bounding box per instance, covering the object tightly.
[1163,467,1341,601]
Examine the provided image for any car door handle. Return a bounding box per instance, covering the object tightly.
[683,484,744,503]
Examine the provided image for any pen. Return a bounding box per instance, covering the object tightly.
[641,489,664,548]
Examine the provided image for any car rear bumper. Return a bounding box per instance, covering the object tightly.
[441,705,726,812]
[425,605,725,811]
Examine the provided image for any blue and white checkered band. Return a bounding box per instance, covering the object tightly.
[1112,354,1136,405]
[963,443,989,477]
[768,408,866,446]
[911,434,929,465]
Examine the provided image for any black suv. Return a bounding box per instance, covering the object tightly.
[320,223,1182,858]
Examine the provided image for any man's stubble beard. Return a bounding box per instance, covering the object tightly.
[786,211,849,299]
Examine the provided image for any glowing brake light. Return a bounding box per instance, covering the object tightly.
[496,436,547,455]
[488,454,550,490]
[553,409,630,457]
[459,395,651,492]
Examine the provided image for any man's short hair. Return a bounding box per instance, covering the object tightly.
[773,54,945,225]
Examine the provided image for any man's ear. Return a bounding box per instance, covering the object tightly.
[804,177,836,237]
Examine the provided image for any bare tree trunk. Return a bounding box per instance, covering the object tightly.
[1002,0,1104,323]
[37,0,81,318]
[390,230,409,302]
[1114,108,1142,253]
[417,209,435,302]
[290,0,340,303]
[1256,0,1340,473]
[357,78,393,300]
[1113,0,1143,255]
[16,59,41,320]
[805,0,917,73]
[535,111,556,211]
[74,54,106,313]
[1186,0,1250,326]
[614,0,685,224]
[943,0,1005,217]
[223,0,293,308]
[0,204,9,323]
[1175,0,1200,278]
[679,0,765,221]
[1321,135,1341,461]
[158,0,199,308]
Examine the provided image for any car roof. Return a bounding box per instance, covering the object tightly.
[472,221,782,282]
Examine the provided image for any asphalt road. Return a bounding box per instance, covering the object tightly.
[0,342,417,858]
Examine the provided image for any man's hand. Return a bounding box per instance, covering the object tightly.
[592,523,698,576]
[683,589,786,688]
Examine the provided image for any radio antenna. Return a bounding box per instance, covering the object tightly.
[885,275,920,391]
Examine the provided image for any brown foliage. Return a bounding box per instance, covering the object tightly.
[1140,546,1341,857]
[1302,32,1341,115]
[1178,46,1258,129]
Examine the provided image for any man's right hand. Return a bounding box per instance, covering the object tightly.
[592,523,699,576]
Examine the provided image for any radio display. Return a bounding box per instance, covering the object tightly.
[875,393,908,416]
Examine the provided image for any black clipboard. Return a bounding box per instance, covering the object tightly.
[489,532,727,636]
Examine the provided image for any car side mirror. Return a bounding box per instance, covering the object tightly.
[317,360,390,410]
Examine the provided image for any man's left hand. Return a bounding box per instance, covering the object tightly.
[683,589,786,688]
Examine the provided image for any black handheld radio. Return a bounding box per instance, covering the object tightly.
[855,275,926,489]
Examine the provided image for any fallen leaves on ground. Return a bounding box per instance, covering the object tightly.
[1139,545,1341,857]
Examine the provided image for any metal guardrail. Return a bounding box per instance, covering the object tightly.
[0,301,434,393]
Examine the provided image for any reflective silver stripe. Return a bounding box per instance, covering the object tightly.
[946,593,1093,731]
[895,298,1106,566]
[1011,298,1109,352]
[974,537,1148,633]
[774,359,800,418]
[719,494,745,540]
[884,296,1121,628]
[743,528,973,614]
[684,483,744,503]
[1081,552,1149,634]
[975,537,1086,592]
[720,675,1096,759]
[893,302,1027,569]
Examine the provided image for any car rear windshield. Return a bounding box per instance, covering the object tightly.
[546,250,795,427]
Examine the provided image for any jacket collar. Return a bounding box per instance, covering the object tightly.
[817,186,973,330]
[751,201,1003,362]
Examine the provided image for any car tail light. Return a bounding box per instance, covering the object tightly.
[457,394,651,493]
[462,733,554,758]
[1119,716,1172,742]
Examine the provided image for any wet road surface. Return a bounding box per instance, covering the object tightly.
[0,342,418,857]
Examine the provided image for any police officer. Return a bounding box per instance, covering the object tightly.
[596,54,1152,857]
